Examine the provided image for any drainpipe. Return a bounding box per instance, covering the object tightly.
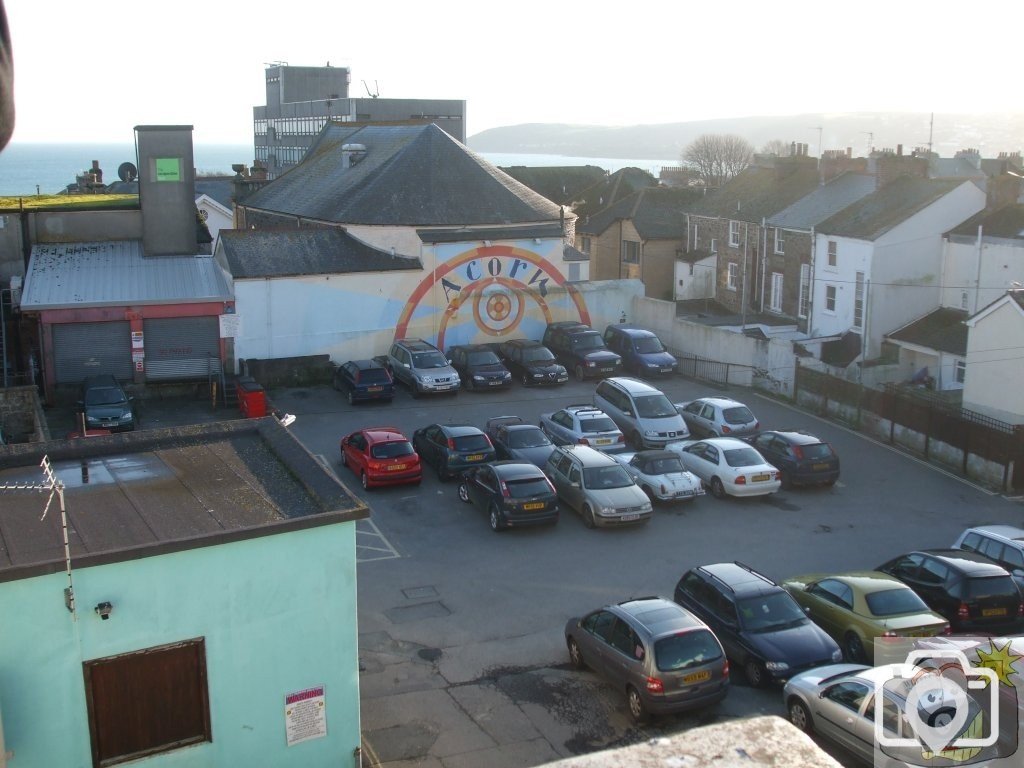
[741,222,749,330]
[760,219,767,313]
[974,224,984,314]
[808,227,817,336]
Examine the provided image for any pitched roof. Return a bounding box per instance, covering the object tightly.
[887,307,969,356]
[949,203,1024,239]
[578,187,698,239]
[817,177,966,240]
[195,178,235,209]
[241,123,563,226]
[688,161,821,222]
[219,229,420,279]
[416,223,564,244]
[571,167,659,218]
[768,173,876,229]
[820,331,862,367]
[498,165,608,205]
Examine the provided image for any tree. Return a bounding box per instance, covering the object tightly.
[682,134,754,188]
[761,139,791,157]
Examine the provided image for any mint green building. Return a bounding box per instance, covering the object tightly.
[0,419,368,768]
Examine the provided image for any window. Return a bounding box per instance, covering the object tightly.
[83,638,211,766]
[770,272,784,312]
[568,262,581,282]
[774,228,785,255]
[798,264,811,318]
[825,284,837,312]
[578,236,591,255]
[961,291,969,310]
[727,262,738,290]
[955,359,966,384]
[729,220,741,247]
[827,240,837,267]
[710,238,718,254]
[622,240,640,265]
[693,225,701,250]
[853,272,865,329]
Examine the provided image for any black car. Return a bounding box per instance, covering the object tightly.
[333,359,394,404]
[746,430,839,488]
[447,344,512,391]
[876,549,1024,633]
[485,416,556,468]
[412,423,497,480]
[457,461,559,531]
[542,321,622,381]
[79,375,135,432]
[673,562,842,687]
[496,339,568,386]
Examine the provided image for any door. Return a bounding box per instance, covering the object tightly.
[143,317,220,380]
[53,321,132,384]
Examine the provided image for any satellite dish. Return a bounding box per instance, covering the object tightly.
[117,162,138,183]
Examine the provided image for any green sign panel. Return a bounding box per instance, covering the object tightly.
[155,157,181,182]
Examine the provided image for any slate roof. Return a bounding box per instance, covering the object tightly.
[219,229,421,279]
[20,241,233,310]
[768,173,876,229]
[688,161,821,222]
[195,178,235,209]
[499,165,608,205]
[0,418,368,582]
[821,331,863,367]
[240,123,563,226]
[577,187,698,240]
[571,167,659,218]
[887,307,969,356]
[817,177,965,240]
[562,243,589,262]
[949,203,1024,239]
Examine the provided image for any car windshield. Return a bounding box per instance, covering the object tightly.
[506,477,551,498]
[634,337,665,354]
[723,447,766,468]
[737,592,807,632]
[865,588,929,617]
[358,368,391,384]
[507,428,552,448]
[522,347,555,363]
[84,387,126,406]
[634,394,676,418]
[964,575,1018,600]
[654,629,722,671]
[571,333,604,350]
[371,441,415,459]
[580,416,617,433]
[452,434,490,452]
[413,351,448,369]
[645,456,686,474]
[582,465,633,489]
[723,406,755,424]
[467,350,500,366]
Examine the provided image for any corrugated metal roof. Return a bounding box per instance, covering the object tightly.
[817,177,965,240]
[20,241,233,310]
[768,173,876,229]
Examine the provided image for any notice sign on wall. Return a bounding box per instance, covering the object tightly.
[284,685,327,746]
[219,313,241,338]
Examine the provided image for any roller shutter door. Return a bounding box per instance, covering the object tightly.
[143,317,221,380]
[53,322,133,384]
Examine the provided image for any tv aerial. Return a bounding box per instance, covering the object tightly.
[362,80,379,99]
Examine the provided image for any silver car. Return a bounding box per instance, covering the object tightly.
[610,450,705,502]
[674,397,759,438]
[539,404,625,452]
[545,445,652,527]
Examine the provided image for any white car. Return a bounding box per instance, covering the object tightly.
[670,438,780,498]
[610,450,705,502]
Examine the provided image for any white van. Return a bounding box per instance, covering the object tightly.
[593,377,689,449]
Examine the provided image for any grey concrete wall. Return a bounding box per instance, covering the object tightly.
[137,126,197,256]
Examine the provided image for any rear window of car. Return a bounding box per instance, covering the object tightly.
[723,447,766,468]
[800,443,835,459]
[964,575,1018,600]
[506,477,551,498]
[865,588,929,616]
[453,434,491,452]
[580,416,617,433]
[723,406,755,424]
[646,456,685,474]
[507,428,551,448]
[358,368,391,384]
[371,441,415,459]
[654,629,723,672]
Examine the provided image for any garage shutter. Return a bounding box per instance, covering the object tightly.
[143,317,221,381]
[53,322,133,384]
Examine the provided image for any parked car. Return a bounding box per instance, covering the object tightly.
[952,525,1024,588]
[564,596,729,722]
[542,321,622,381]
[876,549,1024,634]
[78,375,135,432]
[333,359,394,404]
[545,445,652,528]
[496,338,568,386]
[539,404,625,452]
[781,571,949,663]
[602,324,677,376]
[673,562,842,687]
[593,377,688,449]
[746,430,839,488]
[675,397,759,438]
[446,344,512,391]
[485,416,556,468]
[339,426,422,489]
[610,450,704,502]
[412,423,496,480]
[386,338,461,397]
[671,438,780,499]
[457,461,559,531]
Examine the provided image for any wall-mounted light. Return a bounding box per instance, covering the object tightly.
[95,601,113,620]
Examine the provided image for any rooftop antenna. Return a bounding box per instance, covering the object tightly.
[861,132,874,154]
[362,80,379,99]
[928,112,934,154]
[809,126,823,160]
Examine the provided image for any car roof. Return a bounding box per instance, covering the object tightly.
[965,525,1024,542]
[693,397,748,408]
[604,376,661,394]
[449,344,492,352]
[762,430,823,445]
[395,338,440,352]
[503,338,542,347]
[363,426,407,442]
[490,461,547,479]
[564,404,606,417]
[634,450,680,461]
[440,424,484,437]
[504,423,542,432]
[350,358,386,370]
[917,549,1013,575]
[616,597,704,637]
[547,321,589,331]
[695,437,754,450]
[556,445,616,465]
[695,563,780,596]
[608,324,656,338]
[795,571,914,594]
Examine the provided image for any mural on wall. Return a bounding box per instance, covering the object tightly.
[396,243,589,349]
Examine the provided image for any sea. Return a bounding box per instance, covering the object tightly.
[0,143,679,197]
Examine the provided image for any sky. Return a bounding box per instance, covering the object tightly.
[5,0,1022,146]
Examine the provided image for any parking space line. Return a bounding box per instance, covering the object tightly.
[314,454,403,562]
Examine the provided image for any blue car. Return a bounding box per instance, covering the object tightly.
[603,324,678,376]
[333,359,394,404]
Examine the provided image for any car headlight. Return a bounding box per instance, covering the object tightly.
[599,505,616,515]
[764,661,790,672]
[473,375,485,381]
[586,361,596,367]
[502,371,511,379]
[532,373,544,378]
[641,501,653,513]
[645,362,659,368]
[831,649,843,662]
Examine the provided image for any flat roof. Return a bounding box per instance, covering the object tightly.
[0,418,368,582]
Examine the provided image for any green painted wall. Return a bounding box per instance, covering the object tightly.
[0,521,360,767]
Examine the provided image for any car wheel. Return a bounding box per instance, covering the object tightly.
[824,478,837,487]
[778,470,791,490]
[710,477,726,499]
[630,431,644,450]
[360,471,369,490]
[626,685,648,723]
[788,699,812,733]
[521,373,531,386]
[435,462,447,481]
[574,365,585,382]
[582,504,597,529]
[567,637,586,669]
[340,451,348,467]
[489,505,505,532]
[458,482,470,503]
[410,384,421,399]
[845,632,866,663]
[744,658,767,688]
[465,377,474,391]
[347,390,355,406]
[643,486,656,504]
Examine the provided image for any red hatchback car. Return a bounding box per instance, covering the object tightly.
[340,427,422,490]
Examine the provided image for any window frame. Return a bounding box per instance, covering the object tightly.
[774,228,785,255]
[728,220,741,248]
[798,263,811,319]
[955,359,966,384]
[853,271,865,329]
[825,284,837,313]
[727,262,738,291]
[622,239,641,265]
[827,240,838,267]
[770,272,784,313]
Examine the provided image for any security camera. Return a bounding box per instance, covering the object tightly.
[95,602,113,620]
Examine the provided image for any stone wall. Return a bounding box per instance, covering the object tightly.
[0,385,48,443]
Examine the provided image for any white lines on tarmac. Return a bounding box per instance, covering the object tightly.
[313,454,402,562]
